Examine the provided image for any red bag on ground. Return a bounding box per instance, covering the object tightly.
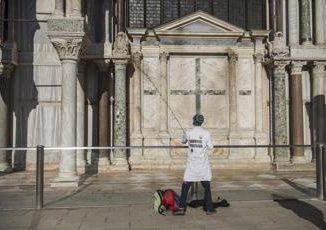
[162,189,178,212]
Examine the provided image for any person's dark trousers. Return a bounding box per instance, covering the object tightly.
[179,181,214,211]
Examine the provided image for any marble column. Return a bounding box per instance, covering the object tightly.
[272,61,290,163]
[288,0,299,45]
[76,61,86,174]
[71,0,82,17]
[269,0,278,33]
[228,53,238,131]
[132,52,142,136]
[117,0,125,32]
[289,61,305,163]
[98,68,110,173]
[159,52,169,135]
[0,66,12,172]
[112,59,129,170]
[254,54,270,162]
[312,62,326,145]
[54,0,64,16]
[314,0,325,45]
[228,53,238,159]
[300,0,312,44]
[51,38,84,186]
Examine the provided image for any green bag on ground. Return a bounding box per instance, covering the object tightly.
[153,190,166,215]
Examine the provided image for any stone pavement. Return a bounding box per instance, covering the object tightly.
[0,169,326,229]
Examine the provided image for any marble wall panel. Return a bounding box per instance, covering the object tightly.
[237,57,255,129]
[200,57,228,90]
[202,95,228,129]
[169,56,195,90]
[36,0,55,14]
[142,57,160,130]
[169,95,195,130]
[200,57,228,129]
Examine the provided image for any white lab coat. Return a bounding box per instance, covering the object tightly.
[182,126,214,182]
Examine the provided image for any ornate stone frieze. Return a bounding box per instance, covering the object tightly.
[51,38,83,60]
[113,32,130,57]
[48,18,84,33]
[289,61,305,75]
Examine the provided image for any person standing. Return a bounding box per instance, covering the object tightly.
[176,114,216,215]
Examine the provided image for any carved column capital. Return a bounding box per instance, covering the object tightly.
[273,61,289,74]
[132,52,142,67]
[159,51,169,62]
[312,61,326,74]
[289,61,305,75]
[51,37,84,61]
[228,53,238,64]
[253,53,264,64]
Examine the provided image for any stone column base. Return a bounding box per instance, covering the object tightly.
[0,163,12,172]
[109,158,129,171]
[291,156,307,164]
[51,173,80,188]
[76,160,86,175]
[98,158,110,174]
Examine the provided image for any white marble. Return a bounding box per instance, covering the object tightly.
[237,57,255,129]
[57,60,78,182]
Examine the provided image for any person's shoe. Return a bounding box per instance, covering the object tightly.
[173,208,186,216]
[206,209,216,215]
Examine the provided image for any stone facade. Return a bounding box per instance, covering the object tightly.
[0,1,325,179]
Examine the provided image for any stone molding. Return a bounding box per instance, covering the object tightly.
[51,37,84,61]
[289,61,305,75]
[48,18,84,33]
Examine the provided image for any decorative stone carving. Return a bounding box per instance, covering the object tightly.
[253,53,264,64]
[132,51,142,67]
[228,53,238,64]
[113,32,130,57]
[289,61,305,75]
[313,62,326,73]
[51,38,83,60]
[273,60,289,74]
[159,51,169,62]
[269,32,289,57]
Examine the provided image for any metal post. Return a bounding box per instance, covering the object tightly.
[36,145,44,209]
[110,96,114,161]
[316,144,325,200]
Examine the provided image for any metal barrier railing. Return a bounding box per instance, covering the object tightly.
[0,144,324,209]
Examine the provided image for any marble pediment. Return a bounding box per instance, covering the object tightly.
[154,11,244,36]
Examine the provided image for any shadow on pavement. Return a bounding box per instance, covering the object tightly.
[273,194,326,229]
[281,177,316,197]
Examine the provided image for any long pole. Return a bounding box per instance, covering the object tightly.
[36,145,44,209]
[316,144,325,200]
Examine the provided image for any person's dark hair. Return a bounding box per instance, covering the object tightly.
[193,114,204,126]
